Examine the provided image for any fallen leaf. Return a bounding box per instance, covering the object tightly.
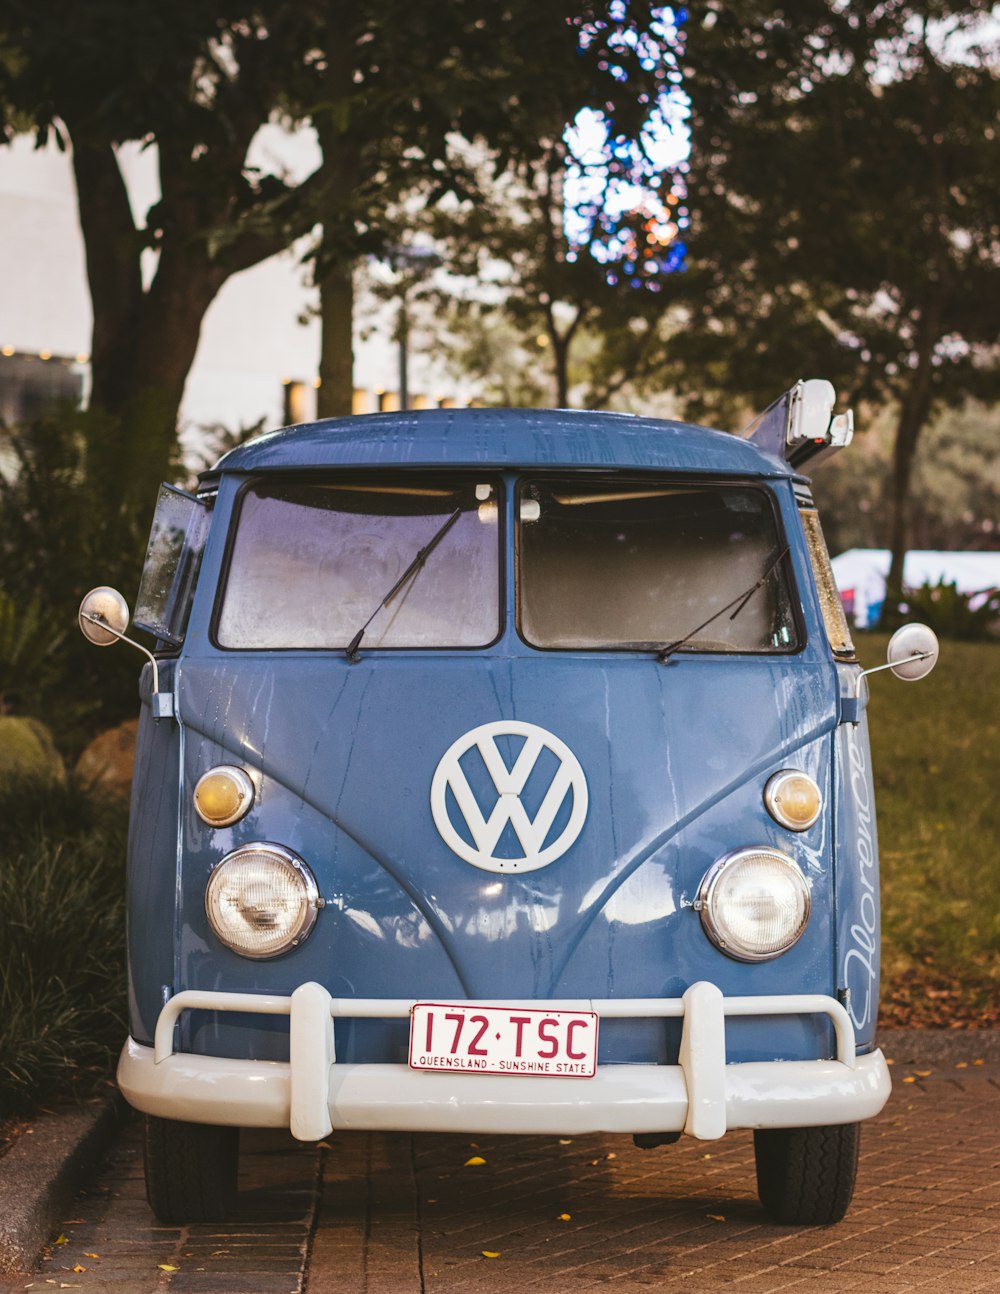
[71,1268,86,1275]
[481,1250,501,1259]
[605,1152,617,1160]
[902,1076,916,1084]
[426,1199,438,1205]
[158,1265,179,1272]
[915,1069,932,1077]
[702,1153,713,1160]
[53,1237,68,1247]
[83,1254,99,1260]
[708,1213,726,1222]
[464,1156,486,1166]
[886,1057,894,1065]
[61,1221,84,1226]
[469,1141,479,1148]
[558,1138,572,1145]
[557,1213,571,1222]
[974,1059,985,1066]
[956,1062,968,1069]
[317,1141,332,1149]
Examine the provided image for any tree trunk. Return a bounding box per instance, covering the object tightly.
[71,140,144,419]
[879,308,940,627]
[317,257,355,418]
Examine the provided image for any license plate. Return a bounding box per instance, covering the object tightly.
[409,1002,598,1077]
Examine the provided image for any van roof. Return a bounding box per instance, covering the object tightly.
[212,407,793,477]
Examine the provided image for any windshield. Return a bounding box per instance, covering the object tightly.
[518,478,797,653]
[217,477,501,650]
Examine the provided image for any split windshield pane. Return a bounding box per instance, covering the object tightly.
[518,478,797,652]
[217,477,501,649]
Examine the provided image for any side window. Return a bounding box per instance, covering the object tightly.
[134,484,212,647]
[800,507,854,657]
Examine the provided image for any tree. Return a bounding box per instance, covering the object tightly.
[305,1,689,417]
[661,1,1000,620]
[415,150,678,408]
[1,2,329,511]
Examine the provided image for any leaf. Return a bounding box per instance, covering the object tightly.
[902,1075,916,1083]
[53,1236,69,1246]
[558,1138,572,1145]
[83,1254,99,1259]
[955,1061,968,1069]
[915,1069,932,1077]
[557,1212,571,1221]
[72,1268,87,1274]
[708,1213,726,1221]
[158,1265,179,1272]
[464,1156,486,1166]
[482,1250,501,1259]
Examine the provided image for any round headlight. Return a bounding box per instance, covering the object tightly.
[194,766,255,828]
[697,847,810,962]
[764,770,822,832]
[205,843,319,959]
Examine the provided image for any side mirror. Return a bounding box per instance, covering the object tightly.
[886,622,939,682]
[79,586,130,646]
[844,621,940,724]
[77,586,174,720]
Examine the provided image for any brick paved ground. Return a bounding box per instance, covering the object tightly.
[6,1058,998,1293]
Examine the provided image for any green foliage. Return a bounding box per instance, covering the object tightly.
[0,777,128,1116]
[861,635,1000,1017]
[903,580,1000,642]
[811,401,1000,557]
[0,410,148,753]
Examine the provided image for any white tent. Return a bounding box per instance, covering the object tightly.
[831,549,1000,628]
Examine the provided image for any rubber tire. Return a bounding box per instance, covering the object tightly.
[143,1114,240,1224]
[754,1122,860,1225]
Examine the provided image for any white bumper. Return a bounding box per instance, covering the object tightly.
[118,981,891,1142]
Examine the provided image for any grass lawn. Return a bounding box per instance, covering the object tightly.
[858,634,1000,1028]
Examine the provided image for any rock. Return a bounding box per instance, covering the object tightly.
[0,716,65,784]
[75,718,139,797]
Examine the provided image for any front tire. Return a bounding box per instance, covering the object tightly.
[143,1114,239,1224]
[754,1122,860,1225]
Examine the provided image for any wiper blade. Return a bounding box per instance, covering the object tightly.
[345,506,462,662]
[657,545,790,663]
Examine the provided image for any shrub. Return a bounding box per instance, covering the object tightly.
[903,579,1000,642]
[0,777,128,1116]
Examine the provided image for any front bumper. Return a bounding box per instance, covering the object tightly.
[118,981,891,1142]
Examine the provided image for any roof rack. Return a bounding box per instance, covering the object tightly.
[741,379,854,470]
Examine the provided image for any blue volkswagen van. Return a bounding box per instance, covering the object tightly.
[79,386,938,1227]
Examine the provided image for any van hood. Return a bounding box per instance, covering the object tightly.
[176,652,837,1005]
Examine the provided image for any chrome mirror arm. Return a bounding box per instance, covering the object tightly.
[79,612,174,717]
[853,651,936,700]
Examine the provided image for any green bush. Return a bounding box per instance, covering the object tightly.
[0,411,149,757]
[904,579,1000,642]
[0,777,128,1116]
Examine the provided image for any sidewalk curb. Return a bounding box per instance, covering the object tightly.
[0,1094,128,1277]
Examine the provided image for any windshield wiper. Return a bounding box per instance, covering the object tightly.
[345,506,463,662]
[657,545,790,663]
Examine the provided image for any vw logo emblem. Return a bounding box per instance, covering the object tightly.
[430,720,588,874]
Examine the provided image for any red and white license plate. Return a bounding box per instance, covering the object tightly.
[409,1002,598,1077]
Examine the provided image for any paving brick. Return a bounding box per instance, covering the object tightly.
[9,1055,999,1293]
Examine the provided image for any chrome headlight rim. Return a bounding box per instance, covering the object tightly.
[697,845,811,963]
[205,842,320,960]
[764,769,822,832]
[194,765,256,828]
